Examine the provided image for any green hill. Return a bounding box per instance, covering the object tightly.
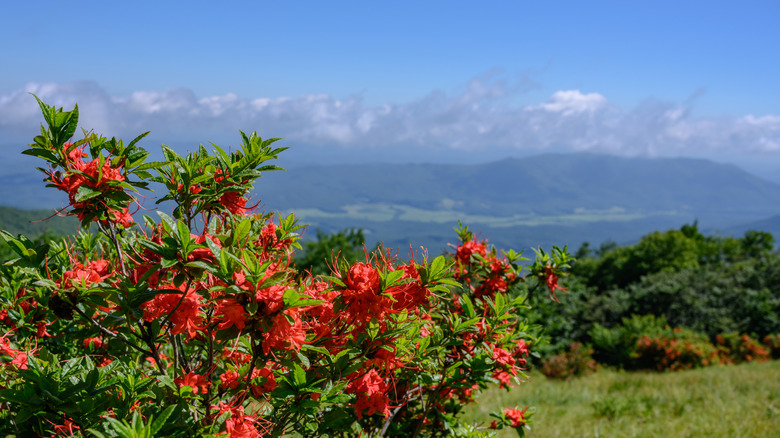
[0,206,79,238]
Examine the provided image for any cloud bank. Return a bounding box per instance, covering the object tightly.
[1,77,779,159]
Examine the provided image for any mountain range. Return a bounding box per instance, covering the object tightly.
[250,153,780,252]
[2,153,780,254]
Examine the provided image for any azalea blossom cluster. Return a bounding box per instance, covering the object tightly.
[0,99,570,437]
[49,141,133,227]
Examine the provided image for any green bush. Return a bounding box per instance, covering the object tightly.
[588,315,721,371]
[294,228,370,275]
[589,314,669,369]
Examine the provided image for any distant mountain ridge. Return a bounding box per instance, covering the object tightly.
[2,153,780,252]
[256,153,780,224]
[244,153,780,251]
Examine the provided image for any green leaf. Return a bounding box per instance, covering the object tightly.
[283,288,299,308]
[127,131,150,149]
[157,211,176,234]
[62,103,79,141]
[293,363,307,387]
[320,275,346,288]
[176,220,191,246]
[495,292,506,314]
[204,235,222,260]
[234,218,252,245]
[429,255,446,278]
[161,258,178,269]
[21,147,59,164]
[301,344,331,356]
[461,295,476,319]
[382,269,405,288]
[184,260,219,274]
[74,185,102,203]
[286,298,326,309]
[295,350,311,369]
[454,317,480,334]
[436,278,461,287]
[150,405,175,435]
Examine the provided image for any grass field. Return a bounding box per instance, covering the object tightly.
[463,361,780,437]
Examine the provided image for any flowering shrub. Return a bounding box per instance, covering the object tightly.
[715,333,770,364]
[0,99,571,437]
[762,334,780,360]
[633,327,719,371]
[589,314,670,369]
[538,342,598,379]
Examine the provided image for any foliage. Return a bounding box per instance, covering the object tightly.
[0,230,64,264]
[715,333,770,364]
[588,315,720,372]
[295,228,371,276]
[588,315,670,369]
[762,334,780,360]
[578,228,700,291]
[0,98,572,437]
[633,327,719,372]
[574,221,775,291]
[538,342,598,380]
[531,222,780,364]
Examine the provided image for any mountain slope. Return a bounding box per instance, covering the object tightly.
[3,153,780,252]
[255,153,780,225]
[0,206,79,237]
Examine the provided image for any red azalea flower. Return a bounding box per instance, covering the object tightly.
[504,407,529,427]
[492,347,516,367]
[250,367,278,397]
[219,369,241,390]
[214,298,248,330]
[346,369,390,418]
[262,312,306,355]
[106,207,134,227]
[344,262,380,294]
[456,239,486,264]
[254,283,286,315]
[141,285,205,339]
[175,372,210,394]
[214,403,265,438]
[219,191,251,215]
[514,339,530,357]
[543,266,567,302]
[493,370,514,388]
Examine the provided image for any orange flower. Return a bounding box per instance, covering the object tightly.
[543,265,567,302]
[504,407,529,427]
[175,372,210,394]
[346,369,390,418]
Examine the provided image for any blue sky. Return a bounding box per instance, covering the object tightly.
[2,1,779,169]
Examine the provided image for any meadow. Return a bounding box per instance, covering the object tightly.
[464,360,780,437]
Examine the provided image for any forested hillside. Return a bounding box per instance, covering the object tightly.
[520,222,780,374]
[0,206,78,237]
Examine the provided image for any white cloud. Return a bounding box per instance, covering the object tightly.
[536,90,608,116]
[1,78,779,160]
